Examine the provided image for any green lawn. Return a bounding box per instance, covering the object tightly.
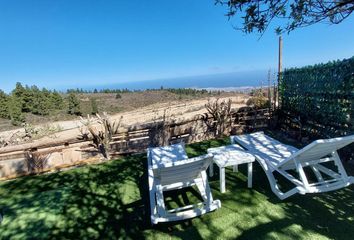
[1,137,354,239]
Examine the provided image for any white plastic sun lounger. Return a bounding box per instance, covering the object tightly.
[231,132,354,200]
[147,143,221,224]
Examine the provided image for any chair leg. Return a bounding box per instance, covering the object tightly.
[268,170,301,199]
[332,151,349,180]
[295,159,310,191]
[195,171,214,205]
[310,165,324,182]
[209,162,214,177]
[155,183,167,217]
[220,167,226,193]
[247,162,253,188]
[258,159,300,200]
[148,168,158,224]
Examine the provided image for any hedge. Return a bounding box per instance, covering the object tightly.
[279,57,354,160]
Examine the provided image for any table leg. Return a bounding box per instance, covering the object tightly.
[247,162,253,188]
[209,162,214,177]
[220,167,225,193]
[233,164,238,172]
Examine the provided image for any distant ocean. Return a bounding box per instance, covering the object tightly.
[88,70,270,91]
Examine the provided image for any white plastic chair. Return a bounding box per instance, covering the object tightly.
[231,132,354,200]
[147,143,221,224]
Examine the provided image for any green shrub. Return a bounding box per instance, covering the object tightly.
[280,56,354,137]
[246,89,270,109]
[67,93,81,115]
[90,98,98,115]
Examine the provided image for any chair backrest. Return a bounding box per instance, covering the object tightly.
[231,132,354,168]
[148,143,213,185]
[155,155,213,185]
[280,134,354,168]
[148,143,188,168]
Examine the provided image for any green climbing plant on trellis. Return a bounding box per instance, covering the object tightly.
[279,56,354,138]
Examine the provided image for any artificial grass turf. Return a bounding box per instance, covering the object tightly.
[1,138,354,239]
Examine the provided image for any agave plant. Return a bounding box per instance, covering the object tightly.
[80,112,123,159]
[24,151,50,173]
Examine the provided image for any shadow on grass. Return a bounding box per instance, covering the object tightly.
[0,155,150,239]
[0,136,353,239]
[229,162,354,239]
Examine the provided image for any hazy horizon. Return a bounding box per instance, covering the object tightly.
[1,69,270,93]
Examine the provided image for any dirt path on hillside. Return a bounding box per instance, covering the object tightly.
[0,96,248,149]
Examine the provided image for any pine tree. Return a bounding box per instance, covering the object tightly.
[32,90,50,115]
[67,93,81,115]
[0,90,9,119]
[12,82,25,110]
[29,85,41,114]
[8,96,24,125]
[50,90,64,110]
[21,85,35,112]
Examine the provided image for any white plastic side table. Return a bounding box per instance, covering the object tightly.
[208,144,255,193]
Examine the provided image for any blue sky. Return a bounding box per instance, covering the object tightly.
[0,0,353,92]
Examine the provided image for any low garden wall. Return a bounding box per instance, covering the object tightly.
[0,108,270,179]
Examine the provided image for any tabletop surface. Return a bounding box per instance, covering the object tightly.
[207,144,255,167]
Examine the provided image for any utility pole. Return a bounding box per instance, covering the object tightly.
[276,35,283,109]
[278,35,283,77]
[267,69,271,110]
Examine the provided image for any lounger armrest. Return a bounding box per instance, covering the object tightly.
[151,153,213,170]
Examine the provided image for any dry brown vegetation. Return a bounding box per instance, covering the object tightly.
[0,90,244,131]
[0,90,249,152]
[78,90,222,113]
